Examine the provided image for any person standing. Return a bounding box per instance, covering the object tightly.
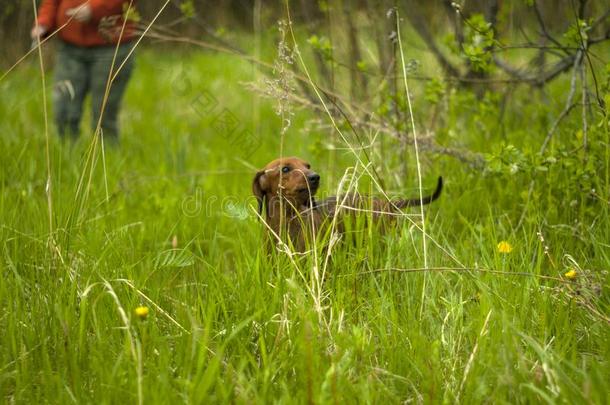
[31,1,138,141]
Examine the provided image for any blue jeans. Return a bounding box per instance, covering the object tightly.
[52,40,135,140]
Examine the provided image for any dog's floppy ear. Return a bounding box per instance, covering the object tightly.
[252,170,267,214]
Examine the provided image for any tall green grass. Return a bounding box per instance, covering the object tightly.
[0,41,608,403]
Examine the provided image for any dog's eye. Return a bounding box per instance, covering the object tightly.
[305,164,311,169]
[281,166,291,173]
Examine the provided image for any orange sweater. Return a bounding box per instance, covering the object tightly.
[36,0,136,46]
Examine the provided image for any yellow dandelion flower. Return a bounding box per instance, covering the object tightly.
[135,306,149,320]
[564,269,577,280]
[497,241,513,254]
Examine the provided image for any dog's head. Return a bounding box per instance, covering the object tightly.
[252,157,320,214]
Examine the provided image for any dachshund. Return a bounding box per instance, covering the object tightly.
[252,157,442,251]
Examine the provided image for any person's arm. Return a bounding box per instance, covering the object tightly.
[88,0,132,22]
[35,0,60,31]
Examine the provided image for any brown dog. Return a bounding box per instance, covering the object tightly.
[252,157,442,251]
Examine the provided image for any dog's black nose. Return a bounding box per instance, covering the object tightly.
[308,173,320,184]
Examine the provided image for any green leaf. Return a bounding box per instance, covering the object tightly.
[179,0,195,19]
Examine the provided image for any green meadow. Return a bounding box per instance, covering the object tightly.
[1,30,609,403]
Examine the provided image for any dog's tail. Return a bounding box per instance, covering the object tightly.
[395,176,443,208]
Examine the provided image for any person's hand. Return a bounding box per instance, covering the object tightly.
[66,4,92,23]
[30,24,48,40]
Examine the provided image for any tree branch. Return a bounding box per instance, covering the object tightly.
[533,0,569,54]
[404,1,461,78]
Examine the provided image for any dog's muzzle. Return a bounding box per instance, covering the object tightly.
[307,173,320,188]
